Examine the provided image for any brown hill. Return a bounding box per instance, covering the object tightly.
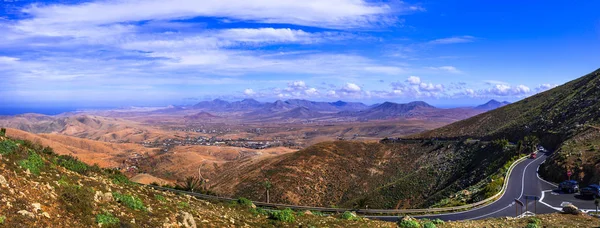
[209,139,516,209]
[4,128,153,168]
[184,111,221,120]
[0,135,393,227]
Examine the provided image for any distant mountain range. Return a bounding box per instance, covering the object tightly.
[186,99,506,121]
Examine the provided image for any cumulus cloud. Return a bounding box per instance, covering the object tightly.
[342,83,362,93]
[419,83,444,92]
[304,88,319,96]
[287,81,307,91]
[406,76,421,85]
[483,84,531,96]
[536,83,558,92]
[243,88,255,96]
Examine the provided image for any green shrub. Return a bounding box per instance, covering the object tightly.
[96,212,119,226]
[311,210,325,217]
[528,217,541,225]
[398,219,420,228]
[269,208,296,223]
[104,169,131,185]
[56,155,97,175]
[0,140,17,155]
[237,197,253,208]
[59,185,94,220]
[525,223,539,228]
[341,211,358,220]
[0,128,6,136]
[423,221,436,228]
[0,215,5,224]
[177,201,190,209]
[42,146,55,155]
[112,192,146,211]
[154,194,166,202]
[432,218,444,225]
[250,207,270,216]
[18,151,44,175]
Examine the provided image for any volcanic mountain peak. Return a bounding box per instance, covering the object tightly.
[330,100,347,106]
[184,111,220,120]
[475,99,511,110]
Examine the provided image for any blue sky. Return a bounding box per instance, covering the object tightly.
[0,0,599,109]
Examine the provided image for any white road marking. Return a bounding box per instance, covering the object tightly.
[468,203,514,220]
[538,190,563,211]
[467,157,538,220]
[519,155,544,199]
[536,160,558,188]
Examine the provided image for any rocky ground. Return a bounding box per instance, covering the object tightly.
[0,134,394,227]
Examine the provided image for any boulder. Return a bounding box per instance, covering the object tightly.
[32,203,42,213]
[179,212,196,228]
[94,191,114,203]
[401,215,415,221]
[0,175,8,188]
[562,204,581,215]
[17,210,35,218]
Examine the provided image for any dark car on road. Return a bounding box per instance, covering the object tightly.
[580,185,600,198]
[559,180,579,193]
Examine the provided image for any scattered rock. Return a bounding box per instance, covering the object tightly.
[303,210,313,216]
[0,175,8,187]
[562,204,581,215]
[401,216,415,221]
[94,191,113,203]
[17,210,35,218]
[42,212,50,218]
[179,212,196,228]
[25,169,31,176]
[32,203,42,213]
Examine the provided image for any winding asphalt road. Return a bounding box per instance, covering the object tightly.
[149,149,597,221]
[371,151,570,221]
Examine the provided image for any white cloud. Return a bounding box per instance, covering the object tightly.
[464,89,475,96]
[536,83,558,92]
[16,0,417,30]
[406,76,421,85]
[304,88,318,96]
[419,83,444,92]
[429,66,462,74]
[484,84,531,96]
[0,56,20,64]
[428,36,476,45]
[287,81,307,91]
[243,88,255,96]
[342,83,362,93]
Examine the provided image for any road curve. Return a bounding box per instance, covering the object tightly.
[148,150,589,222]
[369,151,558,221]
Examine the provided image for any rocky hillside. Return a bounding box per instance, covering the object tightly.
[210,68,600,209]
[209,139,520,209]
[406,68,600,185]
[411,69,600,147]
[0,133,394,227]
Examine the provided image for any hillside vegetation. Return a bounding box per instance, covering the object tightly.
[210,139,520,209]
[0,134,395,227]
[210,68,600,208]
[409,68,600,185]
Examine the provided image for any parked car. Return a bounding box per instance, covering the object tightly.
[530,152,537,159]
[580,185,600,198]
[559,180,579,193]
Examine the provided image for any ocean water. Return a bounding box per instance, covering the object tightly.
[0,107,79,116]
